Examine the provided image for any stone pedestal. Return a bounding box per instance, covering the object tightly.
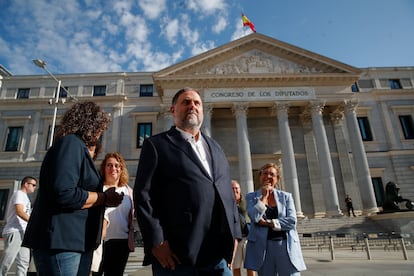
[369,211,414,234]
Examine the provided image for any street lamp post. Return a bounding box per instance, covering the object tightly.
[33,59,77,148]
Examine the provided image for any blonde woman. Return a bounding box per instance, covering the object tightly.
[244,163,306,276]
[98,152,134,276]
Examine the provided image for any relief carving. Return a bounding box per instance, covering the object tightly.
[198,50,322,75]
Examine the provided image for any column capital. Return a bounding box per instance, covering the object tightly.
[309,101,325,115]
[300,105,313,126]
[232,102,249,117]
[300,111,312,127]
[270,102,289,117]
[330,110,344,125]
[343,99,359,114]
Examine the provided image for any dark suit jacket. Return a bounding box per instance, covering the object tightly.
[23,134,104,252]
[134,127,241,266]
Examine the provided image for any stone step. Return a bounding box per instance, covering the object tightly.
[296,216,386,235]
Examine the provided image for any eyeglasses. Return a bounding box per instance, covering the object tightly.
[261,171,277,178]
[27,182,37,187]
[106,163,121,169]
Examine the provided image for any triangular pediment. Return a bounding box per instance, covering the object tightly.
[154,33,361,92]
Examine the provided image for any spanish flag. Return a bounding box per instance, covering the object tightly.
[242,13,256,33]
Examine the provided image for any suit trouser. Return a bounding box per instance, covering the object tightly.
[258,239,300,276]
[0,231,30,276]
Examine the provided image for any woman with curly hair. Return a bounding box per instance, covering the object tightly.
[23,101,124,276]
[92,152,135,276]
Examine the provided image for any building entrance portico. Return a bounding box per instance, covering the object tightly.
[200,96,378,218]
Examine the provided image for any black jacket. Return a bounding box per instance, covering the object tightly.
[134,127,241,266]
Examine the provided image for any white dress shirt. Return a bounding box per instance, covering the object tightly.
[176,127,212,177]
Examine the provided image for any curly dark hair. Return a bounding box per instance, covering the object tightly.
[55,101,110,147]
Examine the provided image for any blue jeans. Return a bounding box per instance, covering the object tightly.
[152,258,232,276]
[33,249,93,276]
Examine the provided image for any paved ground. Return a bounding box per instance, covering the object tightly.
[124,247,413,276]
[300,248,413,276]
[1,245,413,275]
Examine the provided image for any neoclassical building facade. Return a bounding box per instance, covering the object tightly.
[1,33,414,220]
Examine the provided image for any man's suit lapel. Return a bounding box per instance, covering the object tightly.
[166,128,195,159]
[201,133,216,180]
[166,128,212,179]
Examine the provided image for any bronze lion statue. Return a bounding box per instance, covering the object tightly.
[382,181,414,212]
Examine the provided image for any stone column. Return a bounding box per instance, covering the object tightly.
[343,100,379,214]
[202,103,213,137]
[301,112,326,218]
[309,101,342,216]
[232,103,254,193]
[330,109,362,213]
[272,103,304,218]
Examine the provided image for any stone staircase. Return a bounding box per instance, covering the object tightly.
[296,216,386,236]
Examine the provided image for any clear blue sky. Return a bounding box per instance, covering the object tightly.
[1,0,413,75]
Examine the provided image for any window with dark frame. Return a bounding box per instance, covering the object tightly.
[351,82,359,92]
[137,123,152,148]
[0,189,10,220]
[357,117,373,141]
[93,85,107,96]
[17,88,30,99]
[139,84,153,97]
[371,177,384,207]
[5,126,23,151]
[58,86,68,98]
[389,79,402,89]
[399,115,414,139]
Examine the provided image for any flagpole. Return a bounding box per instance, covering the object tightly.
[241,12,246,35]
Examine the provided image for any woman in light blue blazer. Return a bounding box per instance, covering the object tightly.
[244,163,306,276]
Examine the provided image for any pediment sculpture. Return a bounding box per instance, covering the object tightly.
[198,50,323,75]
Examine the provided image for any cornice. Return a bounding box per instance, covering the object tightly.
[154,73,360,91]
[0,95,128,106]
